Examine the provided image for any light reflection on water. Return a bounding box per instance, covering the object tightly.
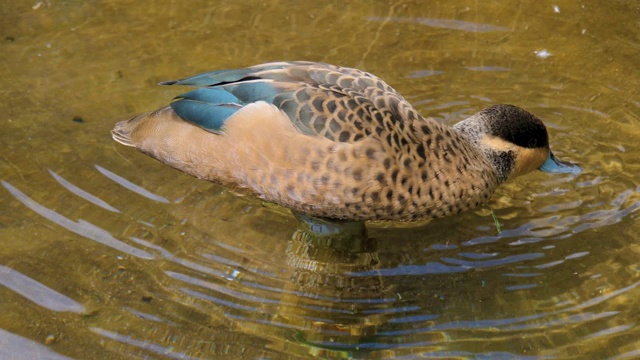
[1,1,640,359]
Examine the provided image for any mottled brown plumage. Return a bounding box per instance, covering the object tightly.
[112,62,578,221]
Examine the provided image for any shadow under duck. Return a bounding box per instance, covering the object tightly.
[112,61,579,222]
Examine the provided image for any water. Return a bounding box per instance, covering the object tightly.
[1,1,639,359]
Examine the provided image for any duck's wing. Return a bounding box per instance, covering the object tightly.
[160,61,410,142]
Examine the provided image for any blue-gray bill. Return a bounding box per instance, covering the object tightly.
[539,152,581,174]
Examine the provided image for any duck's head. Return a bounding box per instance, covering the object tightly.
[453,104,581,183]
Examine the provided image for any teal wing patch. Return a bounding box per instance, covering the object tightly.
[170,88,242,133]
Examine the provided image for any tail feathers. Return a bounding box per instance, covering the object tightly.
[111,114,143,147]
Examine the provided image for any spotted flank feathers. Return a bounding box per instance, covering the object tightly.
[112,61,579,221]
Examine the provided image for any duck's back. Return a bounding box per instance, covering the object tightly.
[113,62,498,221]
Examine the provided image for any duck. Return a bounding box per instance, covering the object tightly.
[112,61,579,222]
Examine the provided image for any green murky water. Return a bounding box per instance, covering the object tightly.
[1,1,639,359]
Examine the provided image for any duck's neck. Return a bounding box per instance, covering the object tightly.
[453,115,513,184]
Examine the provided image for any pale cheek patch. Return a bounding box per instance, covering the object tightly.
[515,147,548,177]
[481,136,549,178]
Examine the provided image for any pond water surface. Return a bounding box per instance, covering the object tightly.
[1,1,640,359]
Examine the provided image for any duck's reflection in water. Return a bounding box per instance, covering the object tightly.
[283,214,382,338]
[269,214,445,355]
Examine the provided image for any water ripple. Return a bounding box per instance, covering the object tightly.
[368,16,509,32]
[95,165,170,203]
[48,169,120,213]
[90,327,200,360]
[0,328,73,360]
[0,265,85,313]
[1,180,155,260]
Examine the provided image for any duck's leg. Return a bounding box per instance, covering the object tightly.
[290,212,369,250]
